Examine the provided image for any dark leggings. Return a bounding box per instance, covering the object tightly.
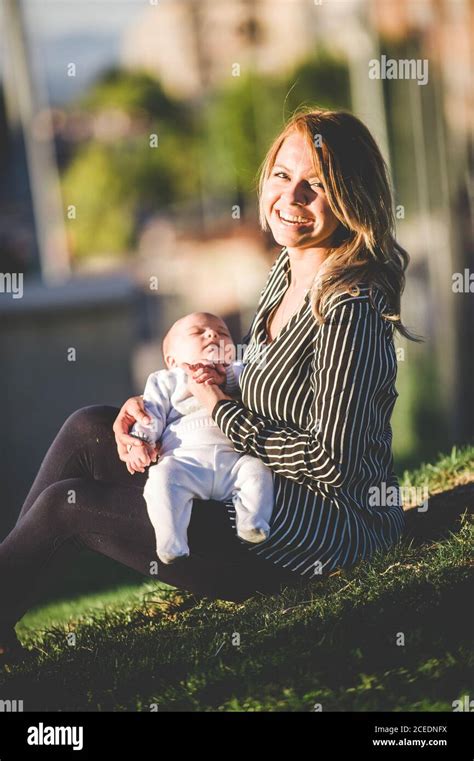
[0,406,306,626]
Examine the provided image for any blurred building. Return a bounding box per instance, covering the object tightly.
[121,0,321,97]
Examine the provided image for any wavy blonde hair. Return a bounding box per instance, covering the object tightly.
[257,106,418,340]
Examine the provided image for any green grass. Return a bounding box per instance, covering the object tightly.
[1,446,473,712]
[400,445,474,493]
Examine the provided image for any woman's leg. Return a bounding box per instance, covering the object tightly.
[2,474,293,626]
[16,405,143,523]
[14,404,257,565]
[1,406,299,629]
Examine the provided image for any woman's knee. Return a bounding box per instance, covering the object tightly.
[62,405,118,439]
[30,479,88,534]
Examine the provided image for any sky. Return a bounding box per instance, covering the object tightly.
[24,0,145,37]
[1,0,150,104]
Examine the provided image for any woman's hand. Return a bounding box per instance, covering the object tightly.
[182,363,234,414]
[113,395,160,470]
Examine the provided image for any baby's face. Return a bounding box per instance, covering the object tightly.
[166,314,235,368]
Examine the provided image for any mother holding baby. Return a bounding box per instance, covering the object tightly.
[0,107,412,659]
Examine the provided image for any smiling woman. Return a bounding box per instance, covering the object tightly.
[257,107,417,340]
[0,106,418,660]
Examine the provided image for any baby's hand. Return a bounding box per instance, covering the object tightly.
[124,442,157,474]
[182,361,228,386]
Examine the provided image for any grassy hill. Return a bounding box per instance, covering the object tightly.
[1,446,472,712]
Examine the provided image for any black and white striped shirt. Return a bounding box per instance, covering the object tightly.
[211,245,405,578]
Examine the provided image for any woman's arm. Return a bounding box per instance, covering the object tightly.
[208,297,395,489]
[114,365,234,474]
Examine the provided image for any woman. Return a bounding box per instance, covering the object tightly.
[0,107,413,660]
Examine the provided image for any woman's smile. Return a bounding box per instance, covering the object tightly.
[274,208,315,229]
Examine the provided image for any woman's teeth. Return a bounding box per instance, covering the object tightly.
[277,210,312,226]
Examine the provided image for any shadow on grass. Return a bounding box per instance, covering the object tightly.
[404,483,474,544]
[1,567,471,711]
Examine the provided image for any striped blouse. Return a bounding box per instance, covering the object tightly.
[211,245,405,578]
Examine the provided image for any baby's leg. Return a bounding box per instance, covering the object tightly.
[144,455,213,565]
[218,452,274,544]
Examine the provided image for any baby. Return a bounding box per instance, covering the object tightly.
[124,312,274,565]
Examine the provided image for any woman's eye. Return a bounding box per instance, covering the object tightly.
[273,171,323,189]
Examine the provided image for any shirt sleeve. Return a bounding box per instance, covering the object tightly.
[222,361,245,396]
[211,296,393,489]
[130,371,172,445]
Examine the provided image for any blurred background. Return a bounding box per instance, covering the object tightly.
[0,0,472,555]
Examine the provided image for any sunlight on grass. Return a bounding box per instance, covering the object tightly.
[17,582,172,631]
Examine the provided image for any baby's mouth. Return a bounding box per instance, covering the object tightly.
[202,343,220,360]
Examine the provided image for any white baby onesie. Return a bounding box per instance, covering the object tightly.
[130,362,274,564]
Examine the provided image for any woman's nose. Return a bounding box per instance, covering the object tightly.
[283,180,312,205]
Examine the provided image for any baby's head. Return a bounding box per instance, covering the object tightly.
[162,312,235,370]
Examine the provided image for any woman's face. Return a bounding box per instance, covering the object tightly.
[263,131,341,252]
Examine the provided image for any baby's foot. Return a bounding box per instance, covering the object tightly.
[237,526,270,544]
[157,550,190,565]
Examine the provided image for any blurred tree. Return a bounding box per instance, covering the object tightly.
[61,68,199,259]
[62,143,135,258]
[202,71,281,201]
[200,52,350,208]
[283,52,351,114]
[78,68,191,130]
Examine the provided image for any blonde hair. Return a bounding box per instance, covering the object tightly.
[257,106,419,340]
